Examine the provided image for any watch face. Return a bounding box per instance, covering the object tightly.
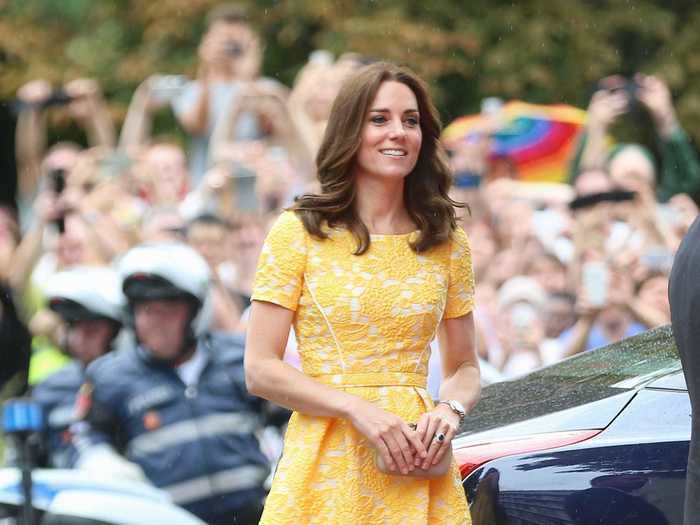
[450,400,466,416]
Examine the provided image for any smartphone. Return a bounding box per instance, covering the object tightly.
[149,75,188,104]
[230,165,258,212]
[309,49,334,66]
[582,261,609,308]
[640,247,674,272]
[481,97,503,117]
[510,303,537,330]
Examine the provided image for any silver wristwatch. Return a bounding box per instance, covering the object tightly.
[439,399,466,425]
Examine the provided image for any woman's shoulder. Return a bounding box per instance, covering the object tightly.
[451,225,469,243]
[449,225,471,255]
[263,210,309,250]
[269,210,306,235]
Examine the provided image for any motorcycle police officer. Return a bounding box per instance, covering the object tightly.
[72,243,269,525]
[29,266,124,468]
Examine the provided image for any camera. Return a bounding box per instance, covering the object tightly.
[11,89,75,114]
[224,39,243,58]
[596,76,640,112]
[149,75,187,104]
[568,189,637,211]
[48,168,66,195]
[229,164,258,212]
[48,168,66,233]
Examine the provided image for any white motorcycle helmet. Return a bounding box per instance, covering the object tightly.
[46,266,125,326]
[118,242,212,341]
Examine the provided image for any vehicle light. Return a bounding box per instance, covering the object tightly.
[454,429,601,479]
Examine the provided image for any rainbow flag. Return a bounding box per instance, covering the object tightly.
[443,101,588,183]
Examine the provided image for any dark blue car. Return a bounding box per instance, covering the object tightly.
[453,326,688,525]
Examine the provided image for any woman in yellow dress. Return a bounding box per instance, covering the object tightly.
[245,61,480,524]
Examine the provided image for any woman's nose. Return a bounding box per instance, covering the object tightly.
[388,119,407,138]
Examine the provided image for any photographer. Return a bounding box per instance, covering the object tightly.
[570,74,700,202]
[561,261,646,358]
[14,78,115,225]
[118,75,189,158]
[172,4,287,184]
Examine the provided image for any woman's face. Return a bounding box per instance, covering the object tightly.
[354,81,422,183]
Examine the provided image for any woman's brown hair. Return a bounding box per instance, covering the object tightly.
[291,61,464,255]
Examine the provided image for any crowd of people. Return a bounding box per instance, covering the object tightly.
[0,2,698,523]
[445,73,700,378]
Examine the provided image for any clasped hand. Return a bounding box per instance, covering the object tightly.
[349,400,459,475]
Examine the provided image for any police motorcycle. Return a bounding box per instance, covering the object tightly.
[1,398,205,525]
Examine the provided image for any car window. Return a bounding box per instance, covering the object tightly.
[535,325,679,388]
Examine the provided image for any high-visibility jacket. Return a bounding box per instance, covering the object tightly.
[73,332,270,521]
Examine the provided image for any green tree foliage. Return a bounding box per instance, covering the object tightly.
[1,0,699,144]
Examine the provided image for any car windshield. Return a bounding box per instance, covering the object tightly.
[533,325,680,388]
[459,325,681,438]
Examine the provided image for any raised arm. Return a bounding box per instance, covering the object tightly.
[14,80,51,202]
[64,79,116,148]
[118,76,173,155]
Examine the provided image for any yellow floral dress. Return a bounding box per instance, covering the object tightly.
[252,211,475,525]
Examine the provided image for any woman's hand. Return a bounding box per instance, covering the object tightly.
[414,404,460,470]
[348,398,427,475]
[635,74,677,137]
[586,88,628,133]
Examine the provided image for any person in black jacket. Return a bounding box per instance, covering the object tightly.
[669,215,700,525]
[0,285,31,400]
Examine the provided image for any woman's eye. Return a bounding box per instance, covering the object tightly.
[370,115,386,124]
[405,117,419,127]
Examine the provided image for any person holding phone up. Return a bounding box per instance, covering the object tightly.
[570,73,700,202]
[172,4,287,184]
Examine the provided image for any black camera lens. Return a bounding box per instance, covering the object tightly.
[48,168,66,195]
[224,40,243,58]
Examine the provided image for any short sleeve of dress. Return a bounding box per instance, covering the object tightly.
[251,211,307,311]
[444,227,476,319]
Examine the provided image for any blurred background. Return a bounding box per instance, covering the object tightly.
[2,0,700,178]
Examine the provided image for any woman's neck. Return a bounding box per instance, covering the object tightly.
[354,175,413,234]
